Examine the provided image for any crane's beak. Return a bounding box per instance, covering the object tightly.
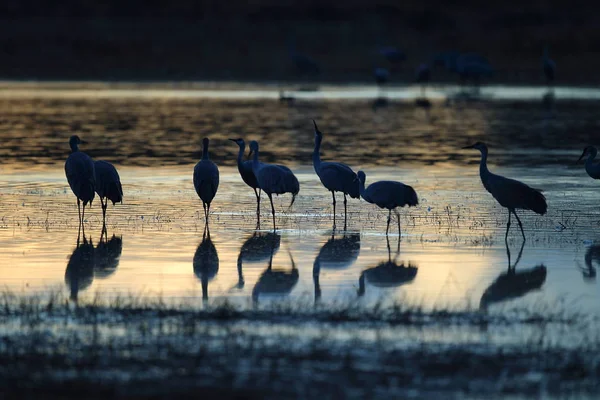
[80,140,88,145]
[228,138,236,142]
[312,119,318,131]
[577,151,586,164]
[462,144,474,149]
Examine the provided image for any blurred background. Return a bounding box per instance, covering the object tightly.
[0,0,598,84]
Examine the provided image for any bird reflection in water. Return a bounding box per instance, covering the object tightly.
[64,233,95,302]
[579,244,599,282]
[313,232,360,302]
[193,227,219,302]
[94,229,122,280]
[252,245,298,304]
[357,236,417,296]
[480,241,547,310]
[235,231,281,289]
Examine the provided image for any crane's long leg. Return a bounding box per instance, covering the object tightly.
[505,210,512,243]
[101,197,107,224]
[268,193,276,231]
[202,202,207,225]
[77,199,82,228]
[207,203,211,226]
[386,209,392,236]
[313,259,321,302]
[513,210,526,242]
[395,209,401,237]
[253,188,261,227]
[81,203,86,236]
[343,194,348,231]
[331,191,336,230]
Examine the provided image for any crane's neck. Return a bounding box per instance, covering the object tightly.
[202,141,210,161]
[584,148,600,177]
[69,141,79,153]
[478,147,490,182]
[312,135,322,171]
[585,148,598,168]
[235,144,245,165]
[251,147,260,173]
[358,177,369,201]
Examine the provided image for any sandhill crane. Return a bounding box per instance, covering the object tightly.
[577,146,600,180]
[94,233,122,279]
[543,46,556,86]
[94,160,123,225]
[374,67,390,98]
[312,120,359,230]
[378,46,406,65]
[288,38,320,81]
[480,241,546,310]
[357,170,418,235]
[415,63,431,97]
[193,138,220,225]
[193,228,219,302]
[252,249,299,303]
[357,236,417,296]
[229,138,261,225]
[249,140,300,231]
[235,231,281,289]
[463,142,547,241]
[65,135,95,230]
[455,53,493,91]
[64,234,95,302]
[313,232,360,301]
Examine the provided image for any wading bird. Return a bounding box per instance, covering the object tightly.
[455,53,493,91]
[229,138,261,225]
[249,140,300,231]
[577,146,600,180]
[374,67,390,97]
[312,120,359,230]
[378,46,406,66]
[415,63,431,97]
[94,160,123,225]
[357,170,418,235]
[463,142,547,241]
[543,46,556,86]
[194,138,220,225]
[288,39,320,81]
[65,135,95,230]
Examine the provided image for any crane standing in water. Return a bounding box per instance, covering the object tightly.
[65,135,95,230]
[229,138,262,226]
[312,120,359,230]
[193,138,220,226]
[250,140,299,231]
[94,160,123,226]
[463,142,547,241]
[357,170,418,235]
[543,46,556,86]
[577,146,600,180]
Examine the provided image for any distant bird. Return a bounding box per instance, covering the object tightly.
[193,228,219,302]
[193,138,220,225]
[235,231,281,289]
[374,67,390,87]
[542,46,556,86]
[65,135,95,229]
[433,51,459,71]
[94,233,122,279]
[577,146,600,180]
[94,160,123,224]
[378,46,406,65]
[312,120,359,230]
[64,234,95,302]
[313,232,360,301]
[357,236,417,296]
[415,63,431,97]
[230,138,261,224]
[288,39,320,80]
[455,53,493,89]
[480,241,546,310]
[249,140,300,230]
[463,142,547,241]
[252,249,299,303]
[357,170,418,235]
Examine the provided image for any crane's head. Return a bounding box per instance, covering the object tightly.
[356,170,366,184]
[462,141,488,153]
[312,120,323,138]
[228,138,245,147]
[249,140,259,153]
[69,135,83,152]
[577,145,598,163]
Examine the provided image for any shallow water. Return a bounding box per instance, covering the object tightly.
[1,84,600,318]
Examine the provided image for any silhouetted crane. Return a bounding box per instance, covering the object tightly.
[312,120,359,230]
[230,138,261,225]
[415,63,431,97]
[357,170,418,235]
[455,53,493,91]
[94,160,123,225]
[249,140,300,230]
[65,135,95,230]
[577,146,600,180]
[193,138,220,225]
[463,142,547,241]
[378,46,406,65]
[543,46,556,86]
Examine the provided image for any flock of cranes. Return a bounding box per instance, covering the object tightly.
[66,119,599,241]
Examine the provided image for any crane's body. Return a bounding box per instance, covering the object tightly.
[65,135,95,229]
[415,63,431,97]
[312,120,359,230]
[543,47,556,85]
[249,140,299,230]
[463,142,547,241]
[378,46,406,65]
[374,67,390,86]
[230,138,261,223]
[577,146,600,180]
[193,138,220,224]
[94,160,123,223]
[357,170,418,235]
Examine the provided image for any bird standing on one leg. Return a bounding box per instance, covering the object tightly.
[249,140,299,231]
[357,170,418,236]
[463,142,547,242]
[312,120,359,230]
[94,160,123,229]
[193,138,220,226]
[65,135,95,232]
[229,138,261,227]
